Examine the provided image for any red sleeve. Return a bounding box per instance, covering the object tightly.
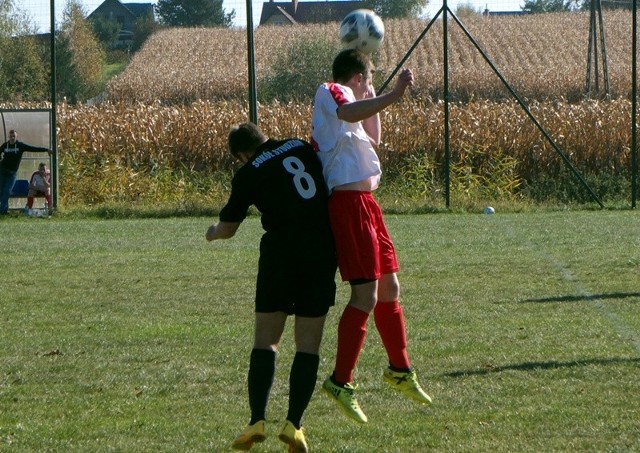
[327,83,350,107]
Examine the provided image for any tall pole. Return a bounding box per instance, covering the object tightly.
[246,0,258,124]
[50,0,58,209]
[592,0,599,92]
[596,0,610,97]
[443,0,450,208]
[586,0,596,93]
[633,0,638,208]
[586,0,610,98]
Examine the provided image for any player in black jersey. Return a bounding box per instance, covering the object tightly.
[206,122,336,452]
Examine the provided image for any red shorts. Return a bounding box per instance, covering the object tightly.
[328,190,399,282]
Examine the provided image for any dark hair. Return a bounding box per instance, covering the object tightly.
[332,48,372,84]
[228,122,267,158]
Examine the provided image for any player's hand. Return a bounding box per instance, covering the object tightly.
[393,68,415,97]
[364,83,377,99]
[205,224,218,241]
[206,221,240,241]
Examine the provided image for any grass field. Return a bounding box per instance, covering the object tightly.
[1,211,639,451]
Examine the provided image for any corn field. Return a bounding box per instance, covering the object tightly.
[54,97,632,206]
[63,98,631,180]
[108,10,634,103]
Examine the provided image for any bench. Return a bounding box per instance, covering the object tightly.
[9,179,30,198]
[9,179,48,211]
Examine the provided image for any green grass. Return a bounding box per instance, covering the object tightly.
[98,62,128,92]
[1,211,639,451]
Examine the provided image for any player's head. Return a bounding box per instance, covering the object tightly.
[332,48,373,85]
[228,123,268,160]
[8,129,16,144]
[38,162,47,173]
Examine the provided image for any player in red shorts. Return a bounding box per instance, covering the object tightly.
[311,49,432,423]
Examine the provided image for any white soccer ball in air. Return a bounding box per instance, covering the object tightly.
[339,9,385,54]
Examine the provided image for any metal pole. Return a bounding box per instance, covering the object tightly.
[586,0,594,94]
[246,0,258,124]
[596,0,610,97]
[50,0,58,210]
[593,7,599,93]
[633,0,638,208]
[443,0,450,208]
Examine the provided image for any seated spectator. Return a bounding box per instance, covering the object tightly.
[27,162,52,211]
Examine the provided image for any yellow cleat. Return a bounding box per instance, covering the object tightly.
[322,377,368,423]
[231,420,266,451]
[383,368,433,404]
[278,420,308,453]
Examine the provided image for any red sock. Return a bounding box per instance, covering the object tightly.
[27,197,34,209]
[374,300,410,370]
[334,305,369,384]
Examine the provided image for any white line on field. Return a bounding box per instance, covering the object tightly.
[543,253,640,354]
[501,218,640,354]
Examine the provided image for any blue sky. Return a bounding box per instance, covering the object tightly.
[17,0,523,32]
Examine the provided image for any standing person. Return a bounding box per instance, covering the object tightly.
[26,162,52,212]
[0,130,51,215]
[206,123,336,452]
[311,48,432,424]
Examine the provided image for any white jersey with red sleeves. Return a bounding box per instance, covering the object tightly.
[311,82,381,192]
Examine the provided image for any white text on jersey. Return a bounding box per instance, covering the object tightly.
[252,140,305,168]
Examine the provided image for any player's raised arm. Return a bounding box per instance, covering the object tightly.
[337,68,415,124]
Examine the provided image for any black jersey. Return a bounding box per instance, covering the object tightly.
[220,138,332,240]
[0,141,49,172]
[220,138,336,316]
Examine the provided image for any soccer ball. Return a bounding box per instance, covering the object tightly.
[339,9,385,54]
[484,206,495,214]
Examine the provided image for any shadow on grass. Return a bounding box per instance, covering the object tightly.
[522,292,640,303]
[442,356,640,378]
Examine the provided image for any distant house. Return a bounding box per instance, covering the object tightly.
[259,0,364,25]
[482,8,529,16]
[88,0,154,46]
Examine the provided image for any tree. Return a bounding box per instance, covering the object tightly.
[56,0,105,103]
[522,0,579,12]
[0,0,16,34]
[131,14,158,52]
[91,15,122,50]
[363,0,429,18]
[155,0,235,27]
[2,35,49,101]
[0,0,48,101]
[455,2,482,17]
[0,0,17,98]
[259,37,338,103]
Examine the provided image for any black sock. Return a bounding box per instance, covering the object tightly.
[286,352,320,429]
[389,363,412,373]
[330,372,344,387]
[247,348,276,425]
